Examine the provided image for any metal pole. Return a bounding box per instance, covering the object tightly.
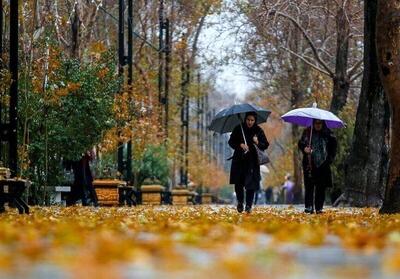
[200,87,205,155]
[158,0,164,105]
[118,0,125,76]
[126,0,133,182]
[164,18,170,138]
[0,0,3,55]
[205,96,211,162]
[197,72,201,146]
[180,56,185,186]
[127,0,133,90]
[117,0,125,175]
[184,69,189,187]
[212,109,216,162]
[0,0,3,162]
[9,0,18,176]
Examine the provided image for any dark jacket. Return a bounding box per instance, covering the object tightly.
[298,127,337,188]
[73,155,94,187]
[228,124,269,190]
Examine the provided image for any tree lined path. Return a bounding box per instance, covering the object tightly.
[1,0,400,277]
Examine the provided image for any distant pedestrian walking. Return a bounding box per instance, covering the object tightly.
[298,119,337,214]
[264,186,273,204]
[229,112,269,213]
[282,174,295,204]
[254,190,262,205]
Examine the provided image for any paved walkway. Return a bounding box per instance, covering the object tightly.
[0,205,398,279]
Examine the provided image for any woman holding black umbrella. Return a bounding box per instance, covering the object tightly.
[228,112,269,213]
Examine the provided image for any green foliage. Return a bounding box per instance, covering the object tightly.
[134,144,170,187]
[92,152,119,179]
[47,53,118,161]
[19,51,119,203]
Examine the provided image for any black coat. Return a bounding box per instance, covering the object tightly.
[228,124,269,190]
[66,154,96,206]
[298,128,337,188]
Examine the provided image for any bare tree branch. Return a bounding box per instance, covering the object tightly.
[271,11,335,76]
[280,46,331,76]
[349,70,363,83]
[347,59,363,77]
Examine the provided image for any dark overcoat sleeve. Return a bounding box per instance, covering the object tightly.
[298,129,309,155]
[256,127,269,151]
[228,125,243,151]
[326,134,338,165]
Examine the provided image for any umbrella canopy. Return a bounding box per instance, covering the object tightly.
[208,103,271,134]
[281,105,344,129]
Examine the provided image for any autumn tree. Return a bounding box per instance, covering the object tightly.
[231,0,366,202]
[0,0,231,198]
[376,0,400,214]
[258,0,364,114]
[336,0,390,207]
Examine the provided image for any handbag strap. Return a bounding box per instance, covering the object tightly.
[240,123,248,146]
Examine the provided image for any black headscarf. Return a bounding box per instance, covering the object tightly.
[241,112,260,144]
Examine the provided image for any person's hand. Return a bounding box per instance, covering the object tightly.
[253,136,259,145]
[240,143,249,152]
[304,147,312,154]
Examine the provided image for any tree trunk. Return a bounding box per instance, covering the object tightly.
[377,0,400,214]
[336,0,390,208]
[330,5,350,114]
[287,27,309,203]
[71,2,81,58]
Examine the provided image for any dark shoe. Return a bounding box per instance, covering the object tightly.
[245,205,252,214]
[316,209,323,214]
[304,207,314,214]
[237,203,244,213]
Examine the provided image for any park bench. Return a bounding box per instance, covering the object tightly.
[46,182,135,206]
[119,184,136,206]
[0,179,30,214]
[45,186,71,205]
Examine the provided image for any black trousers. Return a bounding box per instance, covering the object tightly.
[82,183,99,206]
[66,185,83,206]
[66,183,98,207]
[304,174,326,211]
[235,184,255,207]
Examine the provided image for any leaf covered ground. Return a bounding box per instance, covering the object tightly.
[1,206,400,279]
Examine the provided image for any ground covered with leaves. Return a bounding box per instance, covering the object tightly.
[1,206,400,279]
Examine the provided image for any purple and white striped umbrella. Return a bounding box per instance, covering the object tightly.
[281,104,345,129]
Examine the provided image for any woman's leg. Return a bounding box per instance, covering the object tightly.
[304,174,315,212]
[235,184,245,212]
[235,184,244,205]
[315,185,326,212]
[254,190,259,205]
[87,183,99,207]
[245,189,255,209]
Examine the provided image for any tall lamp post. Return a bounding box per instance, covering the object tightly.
[117,0,125,176]
[9,0,18,177]
[126,0,133,182]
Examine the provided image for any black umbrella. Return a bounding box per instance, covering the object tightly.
[208,103,271,134]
